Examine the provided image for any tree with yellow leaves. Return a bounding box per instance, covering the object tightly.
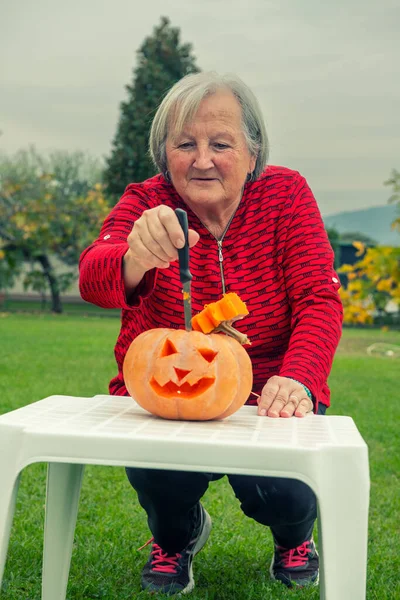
[0,148,109,312]
[339,243,400,324]
[339,171,400,325]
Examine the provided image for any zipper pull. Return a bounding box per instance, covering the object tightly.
[218,240,223,262]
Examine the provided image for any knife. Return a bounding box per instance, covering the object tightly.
[175,208,193,331]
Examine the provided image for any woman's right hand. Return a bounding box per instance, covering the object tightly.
[123,206,200,294]
[126,205,200,272]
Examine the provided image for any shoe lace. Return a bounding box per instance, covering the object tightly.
[138,537,182,574]
[278,540,311,568]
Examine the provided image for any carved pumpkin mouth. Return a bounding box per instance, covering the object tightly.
[150,377,215,398]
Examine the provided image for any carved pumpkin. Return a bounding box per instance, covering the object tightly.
[123,328,253,421]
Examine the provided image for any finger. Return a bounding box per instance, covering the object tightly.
[280,394,300,418]
[136,218,176,264]
[146,217,179,261]
[155,208,200,253]
[294,398,314,418]
[188,229,200,248]
[267,388,291,418]
[128,232,170,270]
[257,379,280,416]
[157,206,188,249]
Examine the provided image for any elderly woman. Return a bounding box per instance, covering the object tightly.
[79,72,343,596]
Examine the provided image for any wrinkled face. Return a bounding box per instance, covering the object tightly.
[150,336,219,398]
[166,91,256,212]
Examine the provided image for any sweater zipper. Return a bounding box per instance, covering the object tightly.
[200,209,237,295]
[217,240,226,294]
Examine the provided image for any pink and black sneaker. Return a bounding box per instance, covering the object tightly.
[139,505,212,595]
[270,537,319,588]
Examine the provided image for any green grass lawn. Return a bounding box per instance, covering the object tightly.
[0,314,399,599]
[1,297,121,318]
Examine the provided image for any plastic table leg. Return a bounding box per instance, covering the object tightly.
[42,463,85,600]
[317,448,369,599]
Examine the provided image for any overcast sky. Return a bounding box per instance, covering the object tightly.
[1,0,399,216]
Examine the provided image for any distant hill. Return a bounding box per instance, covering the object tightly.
[323,204,399,246]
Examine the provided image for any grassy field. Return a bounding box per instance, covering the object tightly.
[0,298,121,318]
[0,314,399,599]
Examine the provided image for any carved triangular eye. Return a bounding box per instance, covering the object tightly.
[198,348,218,363]
[161,339,178,357]
[174,368,191,381]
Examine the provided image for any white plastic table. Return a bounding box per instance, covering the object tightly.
[0,394,369,599]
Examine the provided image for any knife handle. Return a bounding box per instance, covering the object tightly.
[175,208,192,284]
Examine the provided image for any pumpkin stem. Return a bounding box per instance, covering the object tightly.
[215,322,251,345]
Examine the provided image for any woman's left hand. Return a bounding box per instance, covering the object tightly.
[257,376,314,418]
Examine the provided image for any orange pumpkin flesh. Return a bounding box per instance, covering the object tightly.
[191,292,249,333]
[123,328,253,421]
[191,293,250,345]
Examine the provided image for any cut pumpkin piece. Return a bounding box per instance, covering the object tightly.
[192,292,251,345]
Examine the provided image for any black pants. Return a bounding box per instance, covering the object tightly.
[126,405,326,554]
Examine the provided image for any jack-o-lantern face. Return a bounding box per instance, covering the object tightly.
[123,328,253,421]
[150,337,218,398]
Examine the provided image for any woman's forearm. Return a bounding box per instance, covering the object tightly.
[123,248,148,296]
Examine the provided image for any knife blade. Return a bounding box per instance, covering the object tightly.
[175,208,192,331]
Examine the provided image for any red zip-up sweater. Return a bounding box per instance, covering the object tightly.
[79,166,343,410]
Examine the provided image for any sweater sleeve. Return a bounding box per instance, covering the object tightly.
[278,174,343,410]
[79,186,158,310]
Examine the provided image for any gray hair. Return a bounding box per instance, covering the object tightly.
[149,72,269,181]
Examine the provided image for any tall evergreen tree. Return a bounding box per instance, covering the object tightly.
[103,17,200,202]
